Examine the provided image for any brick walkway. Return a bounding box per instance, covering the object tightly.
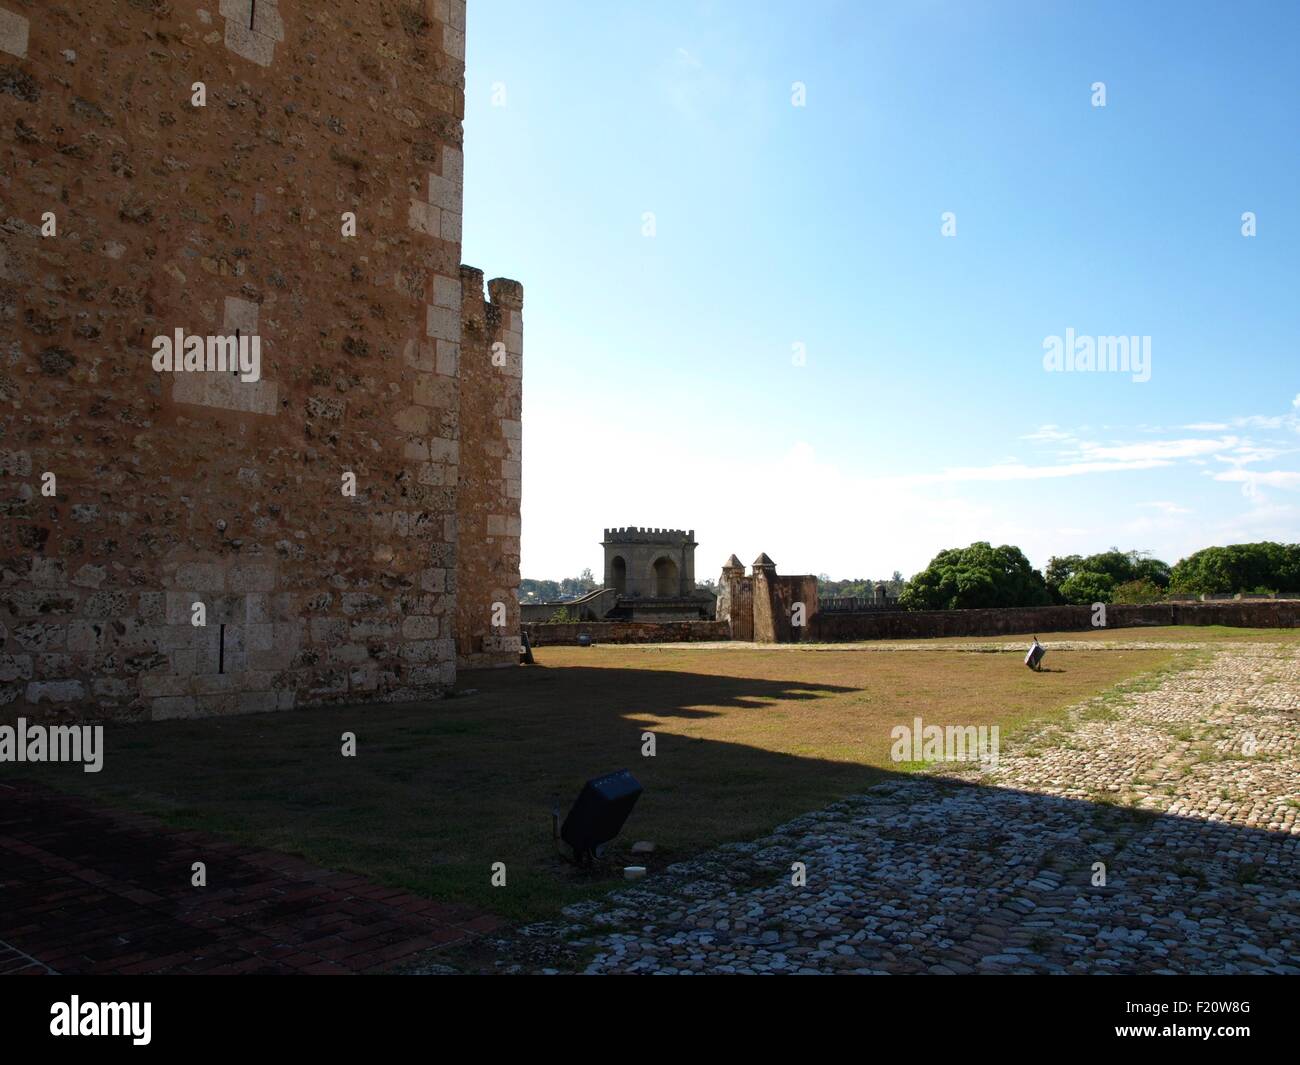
[0,781,502,974]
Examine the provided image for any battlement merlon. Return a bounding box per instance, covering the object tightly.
[488,277,524,309]
[459,267,524,306]
[459,267,523,381]
[602,527,696,545]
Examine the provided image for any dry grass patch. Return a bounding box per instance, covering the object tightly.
[9,644,1173,921]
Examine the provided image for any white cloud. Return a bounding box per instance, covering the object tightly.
[1212,469,1300,490]
[1021,424,1075,444]
[522,401,1300,581]
[890,458,1172,485]
[1213,444,1294,467]
[1075,437,1239,463]
[863,436,1242,488]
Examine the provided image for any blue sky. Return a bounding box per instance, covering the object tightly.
[461,0,1299,581]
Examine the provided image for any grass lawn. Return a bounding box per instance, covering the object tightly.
[9,642,1183,922]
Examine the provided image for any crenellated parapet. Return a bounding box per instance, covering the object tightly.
[603,527,696,544]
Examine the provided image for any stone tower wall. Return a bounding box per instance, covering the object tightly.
[454,269,522,667]
[601,527,695,598]
[0,0,520,720]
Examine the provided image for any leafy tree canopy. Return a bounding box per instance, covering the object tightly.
[1111,578,1167,605]
[1058,570,1115,606]
[1047,548,1171,603]
[899,542,1051,611]
[1169,542,1300,596]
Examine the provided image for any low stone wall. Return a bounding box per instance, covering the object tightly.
[520,588,619,624]
[525,601,1300,647]
[810,601,1300,641]
[523,620,730,646]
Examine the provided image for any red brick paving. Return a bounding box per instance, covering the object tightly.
[0,781,503,974]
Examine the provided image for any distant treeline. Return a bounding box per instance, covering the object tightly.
[521,542,1300,611]
[817,573,907,600]
[519,570,598,602]
[900,541,1300,611]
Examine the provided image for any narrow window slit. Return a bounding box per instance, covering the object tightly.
[219,624,226,674]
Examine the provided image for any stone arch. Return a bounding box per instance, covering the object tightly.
[611,555,627,595]
[653,556,678,597]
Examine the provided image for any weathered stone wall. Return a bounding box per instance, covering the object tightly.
[0,1,519,721]
[523,620,729,646]
[717,557,753,641]
[810,601,1300,641]
[769,573,818,642]
[526,603,1300,649]
[455,269,521,668]
[729,554,816,644]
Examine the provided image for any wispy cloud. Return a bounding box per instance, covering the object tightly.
[1213,444,1295,467]
[921,433,1241,485]
[1076,437,1238,463]
[889,458,1172,485]
[1212,469,1300,490]
[1021,424,1075,444]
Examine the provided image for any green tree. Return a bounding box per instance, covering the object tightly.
[1170,542,1300,595]
[1045,554,1084,599]
[1129,553,1172,587]
[899,542,1051,611]
[1111,578,1166,605]
[559,568,598,598]
[1045,548,1170,602]
[1058,570,1116,605]
[518,578,561,602]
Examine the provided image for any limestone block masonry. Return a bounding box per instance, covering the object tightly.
[0,1,522,721]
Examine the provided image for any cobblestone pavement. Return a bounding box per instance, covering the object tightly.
[513,643,1299,974]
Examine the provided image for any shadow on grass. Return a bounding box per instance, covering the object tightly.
[1,658,1295,973]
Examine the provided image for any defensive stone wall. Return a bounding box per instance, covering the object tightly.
[811,601,1300,640]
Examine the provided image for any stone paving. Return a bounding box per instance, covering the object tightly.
[510,642,1300,974]
[0,781,502,974]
